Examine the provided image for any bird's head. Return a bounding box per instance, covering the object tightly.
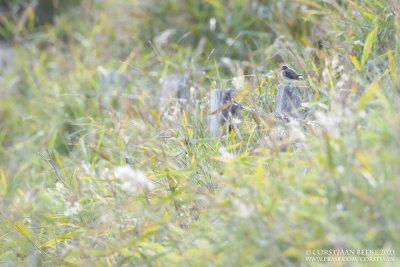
[281,65,288,70]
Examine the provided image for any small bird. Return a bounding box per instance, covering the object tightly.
[281,65,305,83]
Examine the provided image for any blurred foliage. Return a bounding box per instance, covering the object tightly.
[0,0,399,266]
[0,0,80,40]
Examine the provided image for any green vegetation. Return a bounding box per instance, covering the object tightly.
[0,0,80,40]
[1,0,399,266]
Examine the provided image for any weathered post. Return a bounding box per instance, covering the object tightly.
[209,88,241,138]
[209,89,225,138]
[161,74,189,103]
[97,66,127,108]
[98,67,127,92]
[159,74,190,123]
[266,84,312,151]
[275,85,311,119]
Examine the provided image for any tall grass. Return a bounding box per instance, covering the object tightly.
[0,0,399,266]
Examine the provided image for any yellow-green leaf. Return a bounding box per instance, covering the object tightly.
[119,50,136,73]
[362,30,375,65]
[54,153,68,178]
[283,247,302,257]
[349,54,361,71]
[182,111,188,127]
[295,0,323,10]
[1,169,6,194]
[2,216,32,239]
[39,231,83,248]
[388,50,397,84]
[230,127,235,143]
[48,129,58,148]
[356,81,379,111]
[355,151,373,173]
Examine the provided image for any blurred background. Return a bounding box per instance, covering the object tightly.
[0,0,399,266]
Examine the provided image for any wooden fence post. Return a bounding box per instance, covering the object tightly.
[159,74,190,123]
[275,85,311,118]
[161,74,189,103]
[268,84,312,151]
[209,88,241,138]
[209,89,224,138]
[97,66,127,107]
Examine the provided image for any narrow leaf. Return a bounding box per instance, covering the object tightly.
[356,81,379,111]
[295,0,323,10]
[388,50,397,84]
[119,50,137,73]
[54,153,68,178]
[349,54,361,71]
[1,169,6,194]
[39,231,83,248]
[355,151,373,173]
[361,29,375,65]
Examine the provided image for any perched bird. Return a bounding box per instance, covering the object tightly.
[281,65,305,83]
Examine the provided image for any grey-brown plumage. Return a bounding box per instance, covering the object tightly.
[281,65,305,81]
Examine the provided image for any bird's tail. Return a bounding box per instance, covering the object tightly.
[299,74,308,79]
